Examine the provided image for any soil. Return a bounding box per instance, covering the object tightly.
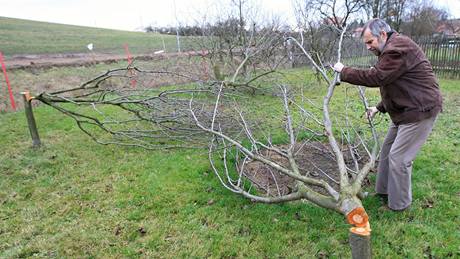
[242,142,372,196]
[0,51,211,111]
[3,51,207,70]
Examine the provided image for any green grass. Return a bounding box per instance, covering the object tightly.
[0,70,459,257]
[0,16,193,56]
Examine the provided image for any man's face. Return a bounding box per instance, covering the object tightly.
[363,29,387,56]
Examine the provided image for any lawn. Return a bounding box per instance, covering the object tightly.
[0,68,459,257]
[0,17,192,56]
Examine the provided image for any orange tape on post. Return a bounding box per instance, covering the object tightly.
[124,43,133,65]
[0,51,16,110]
[21,91,34,102]
[123,44,137,87]
[201,49,209,80]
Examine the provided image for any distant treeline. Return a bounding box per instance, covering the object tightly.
[145,25,204,36]
[144,18,288,36]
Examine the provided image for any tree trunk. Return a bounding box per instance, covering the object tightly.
[349,228,371,259]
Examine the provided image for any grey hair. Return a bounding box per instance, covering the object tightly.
[361,18,392,37]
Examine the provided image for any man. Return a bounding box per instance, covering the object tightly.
[333,18,443,211]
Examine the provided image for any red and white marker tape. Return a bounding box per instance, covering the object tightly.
[123,44,137,88]
[0,51,16,111]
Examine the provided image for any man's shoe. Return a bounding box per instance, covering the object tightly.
[378,204,410,212]
[372,193,388,202]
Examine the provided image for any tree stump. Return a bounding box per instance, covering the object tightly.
[347,207,371,259]
[349,226,371,259]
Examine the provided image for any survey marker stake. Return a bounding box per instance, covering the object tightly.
[21,91,41,148]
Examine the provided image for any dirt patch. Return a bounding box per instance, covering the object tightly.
[242,142,372,196]
[3,51,208,70]
[0,51,212,112]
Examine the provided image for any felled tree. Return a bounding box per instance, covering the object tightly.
[34,4,379,258]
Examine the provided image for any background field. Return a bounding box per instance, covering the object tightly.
[0,17,459,258]
[0,17,187,56]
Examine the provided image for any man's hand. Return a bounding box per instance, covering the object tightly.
[333,62,344,73]
[366,106,379,120]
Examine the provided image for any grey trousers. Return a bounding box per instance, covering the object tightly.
[375,115,437,210]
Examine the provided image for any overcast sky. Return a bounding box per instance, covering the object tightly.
[0,0,458,31]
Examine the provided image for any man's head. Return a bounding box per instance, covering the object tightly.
[361,19,392,56]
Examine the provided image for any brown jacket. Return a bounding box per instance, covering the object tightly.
[341,32,442,125]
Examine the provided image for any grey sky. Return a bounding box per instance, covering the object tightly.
[0,0,458,31]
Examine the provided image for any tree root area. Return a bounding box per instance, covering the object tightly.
[242,142,372,196]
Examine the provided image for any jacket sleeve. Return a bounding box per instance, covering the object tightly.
[340,50,407,87]
[376,101,386,113]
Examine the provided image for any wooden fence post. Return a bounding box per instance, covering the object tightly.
[21,91,41,148]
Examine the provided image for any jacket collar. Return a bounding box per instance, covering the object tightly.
[382,31,397,52]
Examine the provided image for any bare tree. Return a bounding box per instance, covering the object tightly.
[361,0,420,30]
[186,0,290,86]
[292,0,368,78]
[34,2,381,257]
[401,0,449,37]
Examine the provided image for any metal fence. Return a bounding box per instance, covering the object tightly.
[416,36,460,78]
